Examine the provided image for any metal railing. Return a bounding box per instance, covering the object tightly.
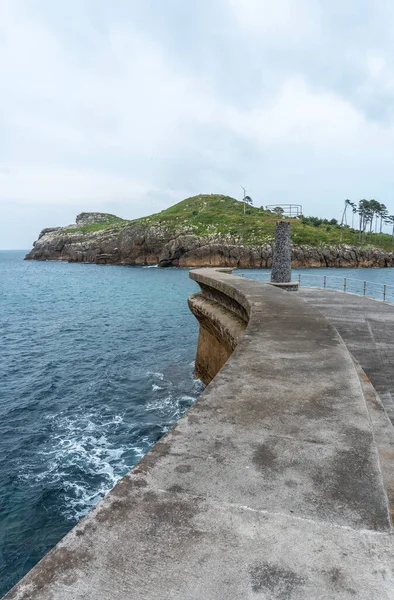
[265,204,303,218]
[296,273,394,303]
[238,271,394,303]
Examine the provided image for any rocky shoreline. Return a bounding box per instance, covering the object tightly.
[25,216,394,268]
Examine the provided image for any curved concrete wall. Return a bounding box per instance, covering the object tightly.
[188,274,248,384]
[3,269,394,600]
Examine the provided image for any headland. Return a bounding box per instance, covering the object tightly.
[25,195,394,268]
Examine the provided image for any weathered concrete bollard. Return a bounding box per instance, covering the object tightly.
[271,221,291,283]
[269,221,299,291]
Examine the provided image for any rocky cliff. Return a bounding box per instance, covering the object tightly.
[25,212,394,268]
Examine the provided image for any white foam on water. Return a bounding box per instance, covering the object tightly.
[146,395,174,412]
[145,392,196,425]
[111,415,124,424]
[146,371,165,380]
[131,436,154,460]
[17,365,199,524]
[17,407,141,522]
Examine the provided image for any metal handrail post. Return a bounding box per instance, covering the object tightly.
[263,271,393,302]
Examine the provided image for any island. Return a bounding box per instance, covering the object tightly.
[25,194,394,268]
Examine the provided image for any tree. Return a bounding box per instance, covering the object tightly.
[341,199,352,226]
[340,199,354,241]
[365,202,374,234]
[368,199,380,233]
[349,201,357,228]
[241,187,253,214]
[358,199,367,235]
[272,206,285,216]
[379,204,388,233]
[357,199,374,240]
[243,195,253,214]
[385,215,394,239]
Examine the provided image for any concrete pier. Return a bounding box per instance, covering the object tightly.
[3,270,394,600]
[298,287,394,424]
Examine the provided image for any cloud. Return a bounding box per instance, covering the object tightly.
[227,0,320,41]
[0,165,154,206]
[366,53,387,80]
[1,0,394,248]
[219,78,363,149]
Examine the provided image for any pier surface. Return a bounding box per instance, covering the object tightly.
[299,288,394,424]
[4,270,394,600]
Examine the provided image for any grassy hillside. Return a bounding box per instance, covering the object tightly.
[63,194,394,250]
[136,194,277,241]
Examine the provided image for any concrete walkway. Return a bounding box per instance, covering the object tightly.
[298,289,394,424]
[4,272,394,600]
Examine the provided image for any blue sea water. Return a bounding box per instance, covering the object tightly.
[0,251,201,596]
[1,255,394,596]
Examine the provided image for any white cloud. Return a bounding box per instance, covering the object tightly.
[0,165,155,206]
[227,0,320,40]
[219,78,361,148]
[364,52,394,94]
[0,8,217,160]
[366,53,387,79]
[1,0,394,247]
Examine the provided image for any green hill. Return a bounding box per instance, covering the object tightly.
[67,194,394,250]
[135,194,277,241]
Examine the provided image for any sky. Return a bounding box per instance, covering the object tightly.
[1,0,394,249]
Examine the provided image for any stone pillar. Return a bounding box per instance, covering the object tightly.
[271,221,292,284]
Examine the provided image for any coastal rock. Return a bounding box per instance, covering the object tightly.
[25,215,394,268]
[76,212,115,225]
[37,227,62,240]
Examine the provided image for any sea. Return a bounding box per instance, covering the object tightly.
[0,251,202,595]
[1,251,394,595]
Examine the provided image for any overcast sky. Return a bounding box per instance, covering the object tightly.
[2,0,394,248]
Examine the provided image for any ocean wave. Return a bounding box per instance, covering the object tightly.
[17,409,134,521]
[16,382,197,523]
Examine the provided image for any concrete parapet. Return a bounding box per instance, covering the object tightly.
[3,269,394,600]
[188,292,246,384]
[188,269,249,384]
